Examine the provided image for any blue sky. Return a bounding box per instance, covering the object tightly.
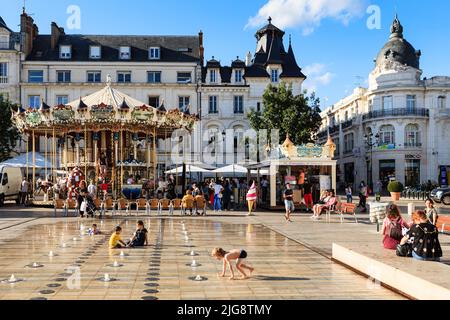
[1,0,450,108]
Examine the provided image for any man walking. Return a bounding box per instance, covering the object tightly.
[284,183,294,222]
[20,178,29,206]
[261,177,269,203]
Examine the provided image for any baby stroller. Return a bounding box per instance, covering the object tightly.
[82,195,100,218]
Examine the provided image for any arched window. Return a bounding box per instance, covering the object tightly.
[379,125,395,145]
[405,124,420,147]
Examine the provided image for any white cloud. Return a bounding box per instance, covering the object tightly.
[302,63,335,92]
[246,0,367,35]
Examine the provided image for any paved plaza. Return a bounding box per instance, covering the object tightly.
[0,209,409,300]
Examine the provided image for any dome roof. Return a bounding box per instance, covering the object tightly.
[375,16,421,69]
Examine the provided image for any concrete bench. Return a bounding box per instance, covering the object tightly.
[332,242,450,300]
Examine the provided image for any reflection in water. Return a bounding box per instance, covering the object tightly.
[246,224,254,241]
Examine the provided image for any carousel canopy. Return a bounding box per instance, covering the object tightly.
[12,77,198,137]
[67,80,152,110]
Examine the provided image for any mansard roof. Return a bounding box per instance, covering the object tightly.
[27,34,200,63]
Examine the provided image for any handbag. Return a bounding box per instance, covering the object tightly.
[396,243,413,257]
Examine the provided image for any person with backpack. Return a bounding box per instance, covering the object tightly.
[399,210,443,261]
[381,204,411,250]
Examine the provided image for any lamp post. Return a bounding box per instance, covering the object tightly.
[364,132,380,192]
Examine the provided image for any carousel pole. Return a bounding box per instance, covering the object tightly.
[64,134,68,172]
[146,132,150,180]
[44,130,48,180]
[111,131,115,199]
[32,130,36,197]
[153,127,157,186]
[26,133,29,180]
[93,132,99,189]
[84,126,87,180]
[53,128,56,183]
[120,128,124,197]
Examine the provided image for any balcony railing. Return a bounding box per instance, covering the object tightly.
[328,125,340,135]
[341,119,353,130]
[362,108,429,121]
[403,143,423,149]
[0,76,8,84]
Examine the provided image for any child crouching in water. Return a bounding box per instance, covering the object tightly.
[211,248,254,280]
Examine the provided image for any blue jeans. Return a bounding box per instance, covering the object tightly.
[214,194,222,211]
[412,251,440,262]
[346,195,353,203]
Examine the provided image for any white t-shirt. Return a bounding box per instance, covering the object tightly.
[21,181,28,193]
[214,184,223,195]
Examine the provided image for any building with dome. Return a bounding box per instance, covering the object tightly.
[317,16,450,191]
[0,10,306,172]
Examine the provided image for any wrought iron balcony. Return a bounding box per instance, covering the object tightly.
[403,143,423,149]
[362,108,429,121]
[341,119,354,130]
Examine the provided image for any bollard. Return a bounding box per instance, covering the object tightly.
[408,203,415,218]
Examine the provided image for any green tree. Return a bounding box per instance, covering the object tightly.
[247,82,322,145]
[0,97,20,162]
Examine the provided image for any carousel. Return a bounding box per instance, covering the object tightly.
[13,77,198,204]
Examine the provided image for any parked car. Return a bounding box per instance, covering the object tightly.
[431,187,450,205]
[0,166,22,206]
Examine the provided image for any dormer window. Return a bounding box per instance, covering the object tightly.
[149,47,160,60]
[119,46,131,60]
[235,69,243,83]
[210,69,217,83]
[90,46,101,59]
[271,69,279,83]
[60,45,71,59]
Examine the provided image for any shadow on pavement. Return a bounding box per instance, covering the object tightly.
[253,275,310,281]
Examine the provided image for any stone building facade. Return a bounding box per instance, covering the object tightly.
[317,16,450,190]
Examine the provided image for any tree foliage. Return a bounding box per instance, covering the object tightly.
[0,98,19,162]
[247,82,322,145]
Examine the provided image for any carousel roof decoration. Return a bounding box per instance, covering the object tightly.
[77,98,88,111]
[39,100,52,113]
[12,77,198,137]
[157,100,167,112]
[275,134,336,160]
[183,104,191,115]
[119,98,130,112]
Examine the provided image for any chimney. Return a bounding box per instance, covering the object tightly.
[20,10,37,57]
[245,51,252,66]
[51,22,65,50]
[199,30,204,67]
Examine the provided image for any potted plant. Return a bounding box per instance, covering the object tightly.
[388,181,404,201]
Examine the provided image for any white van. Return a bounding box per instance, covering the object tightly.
[0,166,22,206]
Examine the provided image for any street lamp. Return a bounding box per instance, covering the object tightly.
[364,132,380,192]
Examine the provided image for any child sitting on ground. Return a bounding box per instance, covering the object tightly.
[211,247,254,280]
[127,220,148,247]
[88,224,102,235]
[109,226,127,249]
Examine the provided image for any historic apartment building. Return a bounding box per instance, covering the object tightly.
[317,16,450,190]
[0,11,306,169]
